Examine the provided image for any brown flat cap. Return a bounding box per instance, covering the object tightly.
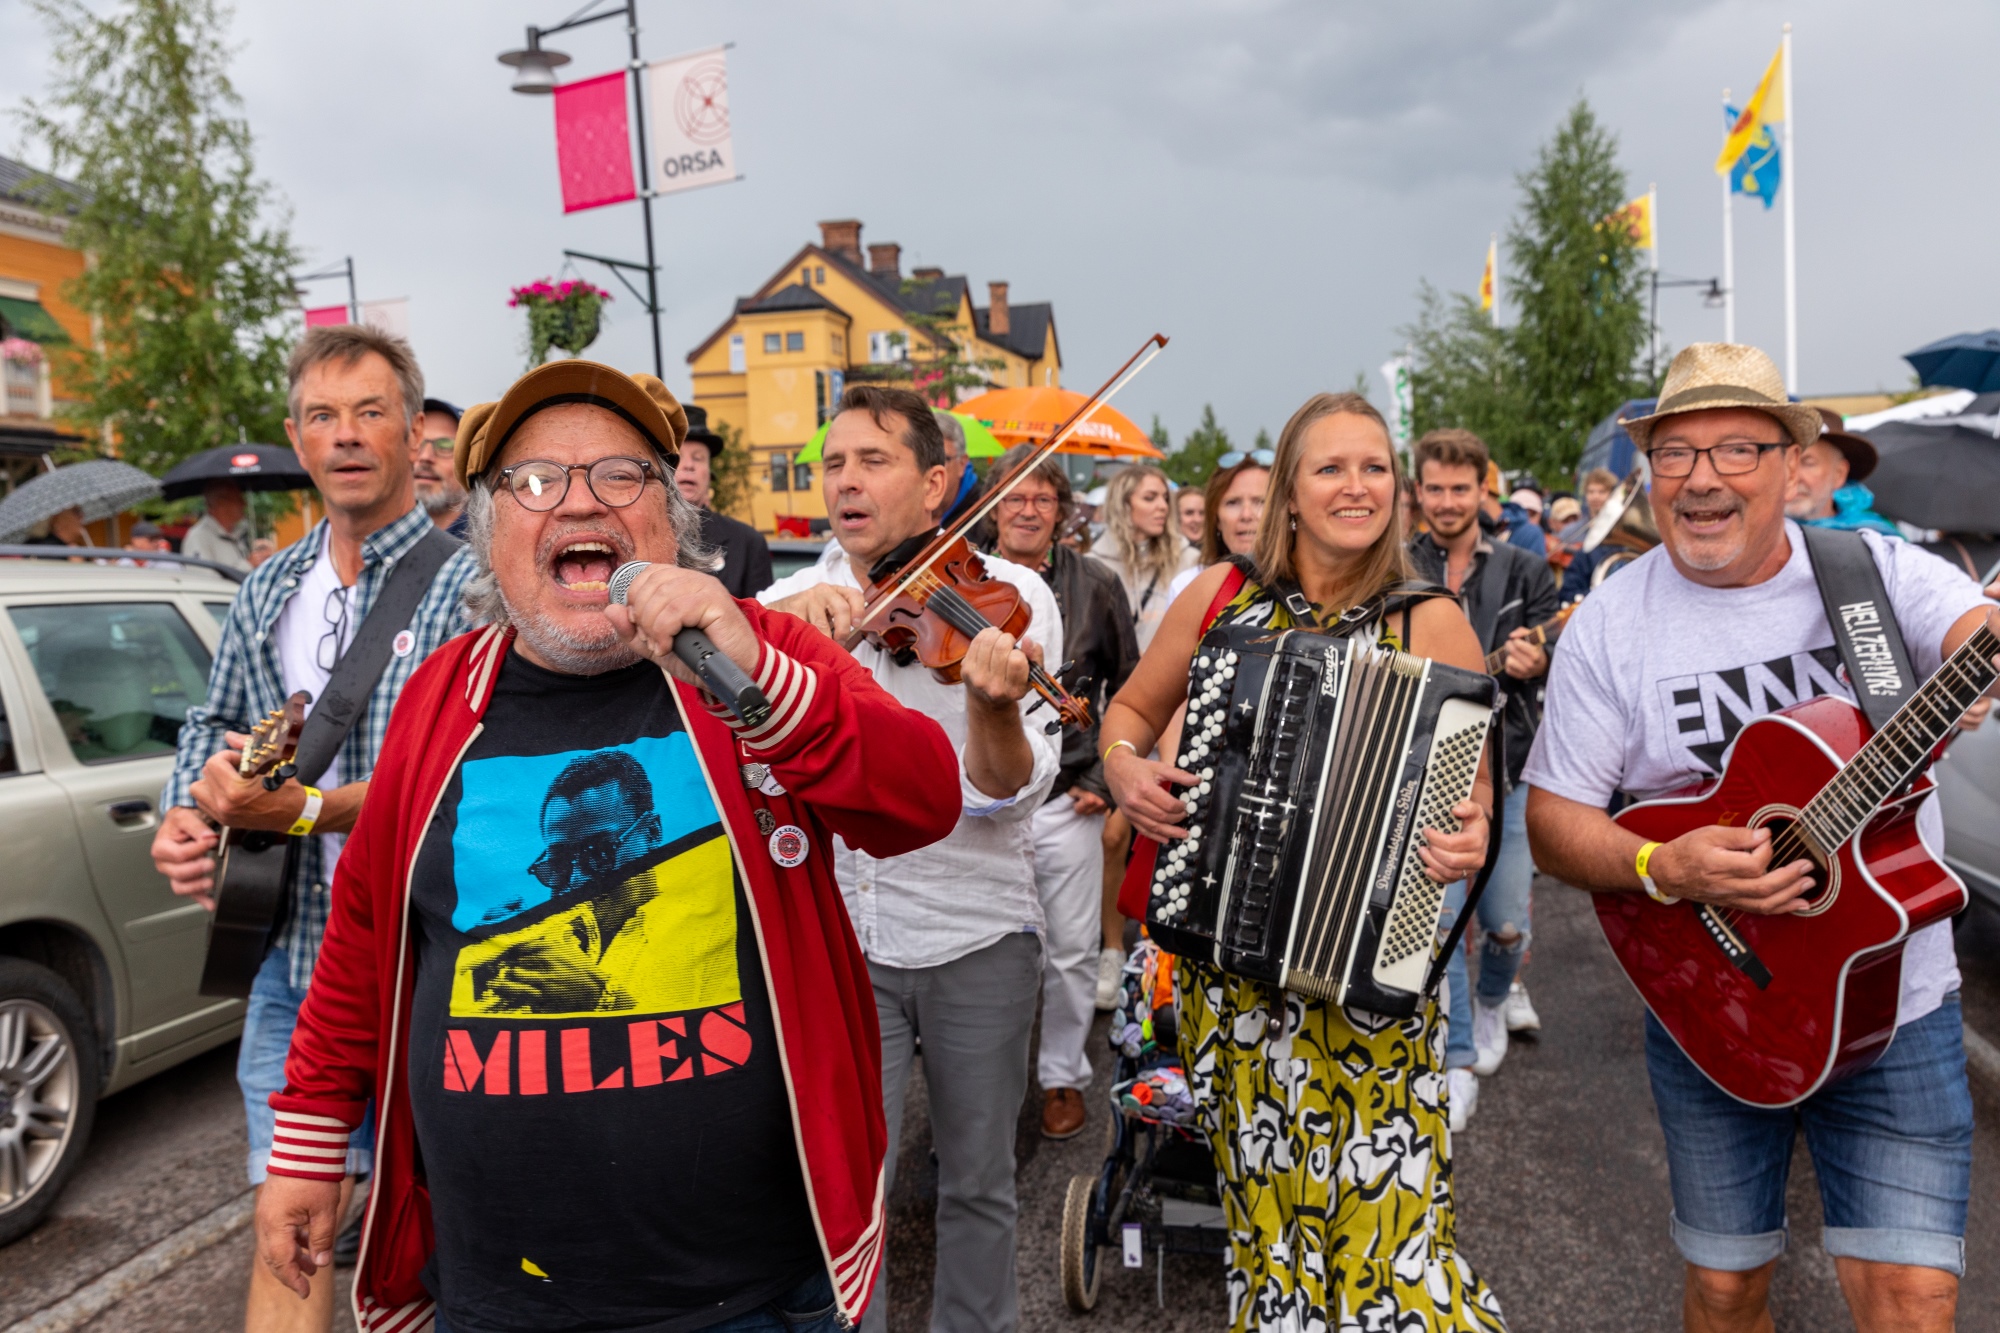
[1812,406,1878,483]
[1620,343,1824,451]
[454,359,688,488]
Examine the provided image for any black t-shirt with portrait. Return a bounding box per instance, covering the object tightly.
[406,651,819,1333]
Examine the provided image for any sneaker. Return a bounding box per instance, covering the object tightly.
[1042,1087,1087,1139]
[1503,980,1541,1034]
[1471,998,1509,1076]
[1094,946,1125,1011]
[1447,1067,1479,1133]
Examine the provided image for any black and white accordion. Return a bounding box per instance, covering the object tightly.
[1145,623,1496,1017]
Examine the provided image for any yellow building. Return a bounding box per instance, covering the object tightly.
[687,219,1061,533]
[0,154,90,497]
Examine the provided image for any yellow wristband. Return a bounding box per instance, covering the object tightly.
[1102,738,1139,764]
[288,785,324,838]
[1635,841,1661,878]
[1635,840,1678,904]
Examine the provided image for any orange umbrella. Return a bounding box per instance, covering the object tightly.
[954,385,1164,459]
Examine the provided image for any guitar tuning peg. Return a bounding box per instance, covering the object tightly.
[1044,720,1061,736]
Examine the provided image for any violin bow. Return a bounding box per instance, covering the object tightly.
[849,332,1171,637]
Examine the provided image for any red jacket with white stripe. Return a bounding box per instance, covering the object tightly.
[267,604,960,1333]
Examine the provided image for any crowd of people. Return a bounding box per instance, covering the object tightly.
[133,323,2000,1333]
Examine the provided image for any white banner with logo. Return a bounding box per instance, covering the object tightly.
[1379,355,1413,447]
[646,47,737,196]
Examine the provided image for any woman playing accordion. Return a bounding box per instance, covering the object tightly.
[1100,392,1506,1331]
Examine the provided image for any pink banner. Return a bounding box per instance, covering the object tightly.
[303,305,348,327]
[553,71,637,213]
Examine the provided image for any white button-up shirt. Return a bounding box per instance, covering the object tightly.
[761,541,1065,969]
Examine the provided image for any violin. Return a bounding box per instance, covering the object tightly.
[840,333,1170,736]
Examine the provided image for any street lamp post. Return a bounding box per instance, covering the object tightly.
[499,1,664,379]
[1648,273,1728,384]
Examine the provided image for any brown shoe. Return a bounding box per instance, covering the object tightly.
[1042,1087,1086,1140]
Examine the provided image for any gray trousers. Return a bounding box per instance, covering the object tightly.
[862,931,1042,1333]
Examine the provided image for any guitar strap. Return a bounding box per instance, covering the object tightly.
[1799,526,1917,732]
[290,526,460,786]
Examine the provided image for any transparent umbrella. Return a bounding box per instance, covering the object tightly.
[0,460,162,543]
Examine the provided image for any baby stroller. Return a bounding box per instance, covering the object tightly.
[1059,940,1227,1311]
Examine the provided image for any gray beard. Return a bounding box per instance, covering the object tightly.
[502,594,643,675]
[419,487,465,516]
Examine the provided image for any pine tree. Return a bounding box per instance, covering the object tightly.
[1162,404,1232,488]
[19,0,300,473]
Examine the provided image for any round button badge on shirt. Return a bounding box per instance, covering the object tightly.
[769,824,809,868]
[392,629,416,658]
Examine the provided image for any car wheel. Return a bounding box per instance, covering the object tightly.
[0,959,99,1246]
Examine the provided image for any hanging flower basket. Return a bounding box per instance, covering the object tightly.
[1,337,44,370]
[508,279,612,368]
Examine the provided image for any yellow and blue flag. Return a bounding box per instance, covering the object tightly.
[1724,104,1781,209]
[1716,44,1784,175]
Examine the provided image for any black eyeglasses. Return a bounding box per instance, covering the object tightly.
[528,813,645,891]
[1218,448,1275,470]
[495,457,659,512]
[1646,441,1788,479]
[316,584,351,673]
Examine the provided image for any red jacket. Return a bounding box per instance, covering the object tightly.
[268,604,959,1333]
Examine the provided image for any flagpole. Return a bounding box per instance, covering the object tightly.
[1721,89,1735,344]
[1648,183,1660,372]
[1781,23,1797,392]
[1489,233,1500,328]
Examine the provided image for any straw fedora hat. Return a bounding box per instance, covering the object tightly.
[1620,343,1824,451]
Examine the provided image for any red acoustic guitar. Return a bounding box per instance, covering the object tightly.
[1599,616,1999,1108]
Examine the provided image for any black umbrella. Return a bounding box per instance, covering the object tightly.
[159,443,313,501]
[1857,392,2000,531]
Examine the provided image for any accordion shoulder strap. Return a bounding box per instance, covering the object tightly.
[1199,555,1255,633]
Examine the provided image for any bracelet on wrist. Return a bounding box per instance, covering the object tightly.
[288,785,324,838]
[1102,738,1139,764]
[1636,840,1678,904]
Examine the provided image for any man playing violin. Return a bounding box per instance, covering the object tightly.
[762,383,1063,1333]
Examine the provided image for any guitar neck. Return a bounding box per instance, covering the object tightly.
[1803,621,2000,849]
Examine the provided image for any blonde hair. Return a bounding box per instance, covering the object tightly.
[1252,392,1410,611]
[1102,463,1181,593]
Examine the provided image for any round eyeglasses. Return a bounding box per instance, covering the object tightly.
[996,493,1061,514]
[495,457,658,511]
[1645,441,1788,479]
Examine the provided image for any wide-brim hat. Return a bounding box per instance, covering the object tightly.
[1812,406,1877,483]
[454,360,688,488]
[681,402,725,454]
[1620,343,1824,451]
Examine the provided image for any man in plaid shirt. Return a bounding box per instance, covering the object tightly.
[152,325,476,1333]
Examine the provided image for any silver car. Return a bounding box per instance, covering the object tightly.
[1939,712,2000,911]
[0,555,245,1243]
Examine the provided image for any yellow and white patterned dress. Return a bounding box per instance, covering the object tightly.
[1174,574,1506,1333]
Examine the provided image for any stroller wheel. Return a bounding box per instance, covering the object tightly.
[1060,1173,1104,1311]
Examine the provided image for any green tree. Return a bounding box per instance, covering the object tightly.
[1404,99,1651,482]
[1162,403,1232,488]
[845,280,1004,407]
[1148,414,1170,454]
[19,0,300,474]
[708,418,755,521]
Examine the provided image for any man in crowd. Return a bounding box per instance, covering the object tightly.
[762,384,1060,1333]
[1483,461,1547,557]
[153,325,476,1332]
[674,403,773,598]
[988,443,1139,1140]
[937,410,984,528]
[1527,342,1998,1333]
[121,520,180,568]
[1408,428,1561,1130]
[254,361,959,1333]
[1786,407,1899,536]
[413,396,469,537]
[182,478,254,571]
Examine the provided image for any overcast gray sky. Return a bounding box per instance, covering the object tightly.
[5,0,1995,446]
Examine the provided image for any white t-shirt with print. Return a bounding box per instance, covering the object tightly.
[271,529,352,877]
[1523,522,1989,1029]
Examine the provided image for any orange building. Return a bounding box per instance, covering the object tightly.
[687,219,1061,533]
[0,154,90,496]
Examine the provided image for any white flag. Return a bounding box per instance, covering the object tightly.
[1379,356,1413,446]
[360,298,410,341]
[646,47,737,196]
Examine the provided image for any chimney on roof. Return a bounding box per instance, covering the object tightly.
[818,219,863,265]
[911,266,944,282]
[867,243,901,279]
[987,281,1010,337]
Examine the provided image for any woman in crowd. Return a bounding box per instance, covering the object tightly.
[1174,485,1206,548]
[1091,463,1198,653]
[1099,392,1504,1332]
[1166,448,1271,605]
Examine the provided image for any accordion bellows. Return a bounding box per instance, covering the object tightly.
[1147,625,1495,1018]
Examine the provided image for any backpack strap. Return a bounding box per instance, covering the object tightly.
[1798,525,1917,731]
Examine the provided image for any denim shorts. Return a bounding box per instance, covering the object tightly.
[239,947,374,1184]
[432,1270,838,1333]
[1645,993,1972,1275]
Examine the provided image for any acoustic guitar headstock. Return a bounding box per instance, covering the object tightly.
[236,691,312,782]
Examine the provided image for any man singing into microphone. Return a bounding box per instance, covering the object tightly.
[251,360,962,1333]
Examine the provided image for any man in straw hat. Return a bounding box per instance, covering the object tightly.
[251,359,962,1333]
[1523,343,1999,1332]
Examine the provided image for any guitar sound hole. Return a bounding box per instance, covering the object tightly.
[1757,815,1831,907]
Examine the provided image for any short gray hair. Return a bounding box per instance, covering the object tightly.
[460,473,717,627]
[287,324,424,426]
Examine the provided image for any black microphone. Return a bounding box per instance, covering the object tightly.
[607,562,773,729]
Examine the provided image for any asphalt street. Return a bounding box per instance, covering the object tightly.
[5,884,1998,1331]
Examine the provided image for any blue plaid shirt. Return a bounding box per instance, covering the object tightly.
[164,506,478,989]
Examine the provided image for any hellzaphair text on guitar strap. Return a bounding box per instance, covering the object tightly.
[1799,525,1917,733]
[290,526,459,786]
